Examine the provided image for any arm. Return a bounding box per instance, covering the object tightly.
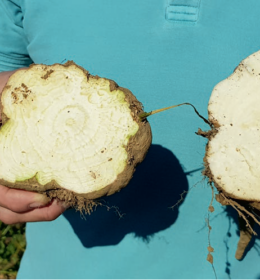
[0,71,68,224]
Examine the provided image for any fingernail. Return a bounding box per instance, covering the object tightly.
[29,194,51,209]
[29,202,47,208]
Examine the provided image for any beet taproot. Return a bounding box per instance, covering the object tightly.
[0,62,152,209]
[203,50,260,260]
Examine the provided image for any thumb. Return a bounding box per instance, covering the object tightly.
[0,185,51,213]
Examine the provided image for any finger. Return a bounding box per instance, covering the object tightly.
[0,185,51,213]
[0,199,68,225]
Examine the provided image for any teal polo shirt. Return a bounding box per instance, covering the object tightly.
[1,0,260,278]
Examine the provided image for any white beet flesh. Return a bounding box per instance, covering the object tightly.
[207,51,260,202]
[0,64,141,195]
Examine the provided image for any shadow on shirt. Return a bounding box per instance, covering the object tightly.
[219,204,260,279]
[63,144,189,248]
[225,205,260,258]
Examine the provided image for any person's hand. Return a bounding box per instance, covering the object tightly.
[0,69,68,224]
[0,186,68,224]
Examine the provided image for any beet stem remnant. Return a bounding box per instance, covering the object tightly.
[139,102,212,128]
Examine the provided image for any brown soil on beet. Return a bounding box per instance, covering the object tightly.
[46,189,100,214]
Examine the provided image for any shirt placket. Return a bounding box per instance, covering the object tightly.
[165,0,201,23]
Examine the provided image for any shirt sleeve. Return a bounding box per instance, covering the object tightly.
[0,0,33,72]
